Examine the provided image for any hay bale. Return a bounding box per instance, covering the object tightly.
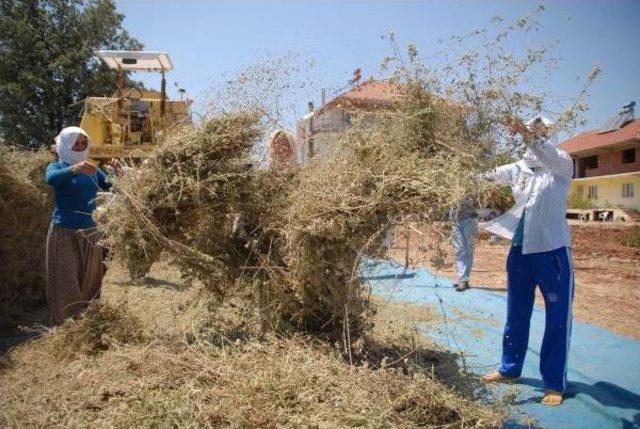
[0,147,53,327]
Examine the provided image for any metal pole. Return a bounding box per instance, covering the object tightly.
[116,67,124,113]
[160,69,166,117]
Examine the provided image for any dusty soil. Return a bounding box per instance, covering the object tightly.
[388,224,640,340]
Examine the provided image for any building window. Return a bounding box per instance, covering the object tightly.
[622,148,636,164]
[622,183,635,198]
[588,185,598,200]
[583,155,599,170]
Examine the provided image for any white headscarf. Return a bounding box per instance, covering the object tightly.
[522,116,557,170]
[55,126,91,165]
[526,115,559,146]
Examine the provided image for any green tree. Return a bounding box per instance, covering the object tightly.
[0,0,142,148]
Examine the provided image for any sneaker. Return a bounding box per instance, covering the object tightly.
[455,281,470,292]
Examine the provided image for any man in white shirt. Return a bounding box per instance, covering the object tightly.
[480,116,574,407]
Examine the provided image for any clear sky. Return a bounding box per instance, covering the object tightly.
[114,0,640,133]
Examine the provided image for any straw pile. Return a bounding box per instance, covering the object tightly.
[100,7,584,341]
[44,300,147,357]
[0,269,505,428]
[101,112,271,287]
[102,112,301,332]
[0,147,53,326]
[282,84,481,339]
[100,83,482,343]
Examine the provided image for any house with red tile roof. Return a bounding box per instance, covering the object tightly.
[296,79,401,163]
[559,102,640,218]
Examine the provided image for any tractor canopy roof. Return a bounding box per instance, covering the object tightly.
[97,50,174,72]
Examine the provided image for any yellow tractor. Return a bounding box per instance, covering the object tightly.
[80,50,190,161]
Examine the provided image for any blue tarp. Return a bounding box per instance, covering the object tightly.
[363,260,640,429]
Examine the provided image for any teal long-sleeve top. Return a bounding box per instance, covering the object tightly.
[45,161,111,229]
[512,212,525,247]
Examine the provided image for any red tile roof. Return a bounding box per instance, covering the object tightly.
[559,119,640,154]
[323,79,401,111]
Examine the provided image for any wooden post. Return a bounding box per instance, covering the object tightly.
[404,225,410,268]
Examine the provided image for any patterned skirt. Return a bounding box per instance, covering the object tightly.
[45,223,104,325]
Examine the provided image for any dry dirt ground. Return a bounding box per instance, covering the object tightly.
[388,224,640,340]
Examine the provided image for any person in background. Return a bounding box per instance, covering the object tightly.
[449,198,478,292]
[45,126,116,325]
[267,129,298,170]
[479,116,574,406]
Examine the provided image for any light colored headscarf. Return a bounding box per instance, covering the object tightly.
[267,129,297,169]
[525,116,558,145]
[55,126,91,165]
[522,116,557,170]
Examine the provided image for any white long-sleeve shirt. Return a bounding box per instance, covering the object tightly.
[479,137,573,255]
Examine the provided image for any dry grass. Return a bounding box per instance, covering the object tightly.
[0,10,595,427]
[98,8,597,345]
[39,300,147,358]
[100,83,487,347]
[0,262,504,428]
[281,87,484,340]
[100,112,264,282]
[0,147,53,328]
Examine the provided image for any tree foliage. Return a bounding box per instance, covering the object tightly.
[0,0,142,148]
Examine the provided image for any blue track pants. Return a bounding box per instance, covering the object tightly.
[499,245,574,393]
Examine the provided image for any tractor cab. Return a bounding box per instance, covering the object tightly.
[80,50,190,161]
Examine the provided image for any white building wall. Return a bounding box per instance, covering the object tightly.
[571,175,640,210]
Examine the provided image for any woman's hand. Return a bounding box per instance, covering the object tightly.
[503,115,550,144]
[72,161,98,175]
[104,158,125,176]
[503,115,533,140]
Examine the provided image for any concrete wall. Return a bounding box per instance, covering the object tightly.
[296,106,378,164]
[570,175,640,210]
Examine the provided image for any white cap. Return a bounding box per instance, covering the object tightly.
[526,116,553,130]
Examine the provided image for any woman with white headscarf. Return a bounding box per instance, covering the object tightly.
[479,116,574,406]
[267,129,298,170]
[45,126,112,325]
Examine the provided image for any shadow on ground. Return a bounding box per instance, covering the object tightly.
[513,377,640,412]
[112,276,185,291]
[0,307,49,355]
[355,336,491,401]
